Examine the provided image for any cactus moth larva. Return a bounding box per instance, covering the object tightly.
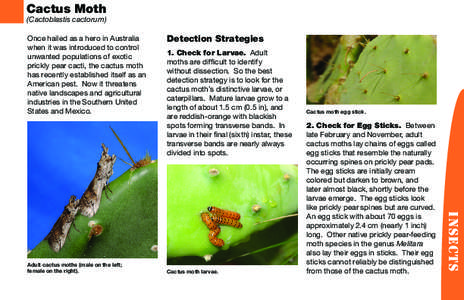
[201,212,218,230]
[208,227,224,247]
[207,206,241,220]
[210,215,243,228]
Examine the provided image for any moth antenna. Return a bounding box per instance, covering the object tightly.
[110,126,136,165]
[118,157,134,167]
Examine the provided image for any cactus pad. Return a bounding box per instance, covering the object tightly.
[339,35,437,104]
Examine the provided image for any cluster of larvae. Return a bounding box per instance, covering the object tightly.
[201,206,242,247]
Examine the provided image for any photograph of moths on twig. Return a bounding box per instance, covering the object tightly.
[27,121,158,258]
[306,35,437,105]
[167,164,298,265]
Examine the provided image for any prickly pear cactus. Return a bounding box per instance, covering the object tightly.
[27,161,158,258]
[339,35,436,104]
[307,35,363,104]
[166,164,298,260]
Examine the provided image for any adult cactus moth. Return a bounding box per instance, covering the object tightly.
[45,195,80,252]
[78,144,116,217]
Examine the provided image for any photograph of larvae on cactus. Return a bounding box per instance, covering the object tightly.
[166,164,298,265]
[27,121,158,259]
[306,35,437,105]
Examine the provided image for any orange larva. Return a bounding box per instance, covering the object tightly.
[208,227,224,247]
[210,215,243,228]
[207,206,241,220]
[201,212,218,230]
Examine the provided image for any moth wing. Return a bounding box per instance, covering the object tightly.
[79,197,99,217]
[45,227,64,253]
[45,201,78,253]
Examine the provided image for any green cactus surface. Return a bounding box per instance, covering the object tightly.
[27,161,158,258]
[307,35,363,104]
[167,164,298,262]
[339,35,437,104]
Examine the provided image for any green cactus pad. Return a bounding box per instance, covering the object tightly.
[27,161,158,258]
[339,35,437,104]
[167,164,298,259]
